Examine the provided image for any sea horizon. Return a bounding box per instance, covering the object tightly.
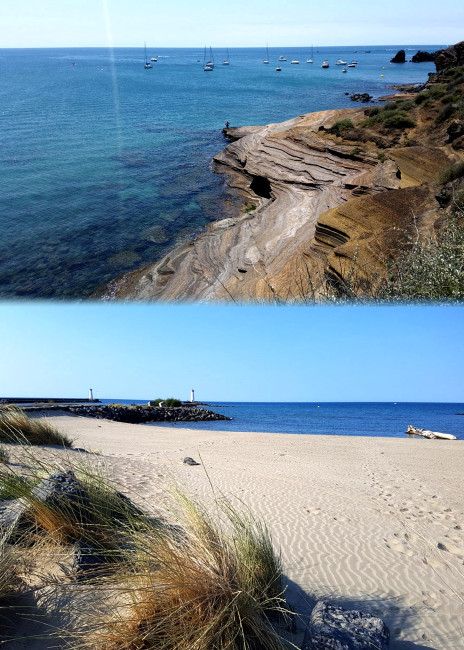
[95,400,464,440]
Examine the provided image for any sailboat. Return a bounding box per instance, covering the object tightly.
[307,44,314,63]
[263,44,269,64]
[144,43,153,68]
[204,46,214,71]
[222,48,230,65]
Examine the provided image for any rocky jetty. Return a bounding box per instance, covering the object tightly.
[99,42,464,303]
[36,404,231,424]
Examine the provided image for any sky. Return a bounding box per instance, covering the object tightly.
[0,303,462,403]
[0,0,462,48]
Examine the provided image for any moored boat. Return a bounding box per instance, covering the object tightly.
[144,43,153,69]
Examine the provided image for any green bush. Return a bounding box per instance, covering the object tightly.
[414,92,429,105]
[435,103,457,124]
[382,112,416,129]
[378,213,464,301]
[151,398,183,407]
[438,161,464,184]
[331,118,354,132]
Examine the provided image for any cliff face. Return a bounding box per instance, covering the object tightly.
[100,44,464,303]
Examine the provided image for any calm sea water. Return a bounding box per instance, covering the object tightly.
[0,45,444,298]
[101,400,464,440]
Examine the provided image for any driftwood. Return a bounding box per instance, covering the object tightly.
[406,425,457,440]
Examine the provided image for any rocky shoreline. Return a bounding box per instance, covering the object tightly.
[98,43,463,303]
[24,404,232,424]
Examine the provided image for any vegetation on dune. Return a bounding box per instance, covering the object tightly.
[0,445,9,465]
[1,443,293,649]
[0,406,73,448]
[0,541,21,603]
[77,490,291,650]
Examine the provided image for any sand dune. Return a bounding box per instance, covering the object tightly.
[10,413,464,649]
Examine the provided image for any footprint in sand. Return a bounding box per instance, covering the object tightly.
[437,541,463,556]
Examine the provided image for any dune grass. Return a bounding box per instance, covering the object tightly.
[0,406,73,448]
[72,487,292,650]
[0,542,20,603]
[1,440,293,649]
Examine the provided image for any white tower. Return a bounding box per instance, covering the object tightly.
[190,389,195,403]
[89,388,94,401]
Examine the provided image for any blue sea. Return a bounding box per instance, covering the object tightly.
[101,400,464,440]
[0,45,445,299]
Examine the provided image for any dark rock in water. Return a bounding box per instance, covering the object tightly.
[302,601,390,650]
[390,50,406,63]
[350,93,373,103]
[183,457,200,466]
[411,50,437,63]
[72,539,107,579]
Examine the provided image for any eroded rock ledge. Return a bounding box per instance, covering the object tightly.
[99,51,463,302]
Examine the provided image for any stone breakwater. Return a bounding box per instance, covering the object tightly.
[47,404,231,424]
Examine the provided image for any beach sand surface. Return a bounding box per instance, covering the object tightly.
[7,412,464,649]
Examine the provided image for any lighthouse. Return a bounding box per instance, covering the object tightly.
[190,389,195,403]
[89,388,94,401]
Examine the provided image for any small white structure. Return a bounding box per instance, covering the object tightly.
[89,388,94,401]
[191,389,195,402]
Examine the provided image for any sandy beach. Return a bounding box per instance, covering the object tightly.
[13,411,461,650]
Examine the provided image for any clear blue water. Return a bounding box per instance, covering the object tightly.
[0,45,444,298]
[101,400,464,439]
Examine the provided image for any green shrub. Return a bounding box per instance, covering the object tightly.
[331,118,354,132]
[438,161,464,184]
[378,153,386,163]
[414,92,429,105]
[151,398,182,407]
[378,214,464,301]
[349,147,361,157]
[429,84,447,99]
[382,112,416,129]
[435,103,457,124]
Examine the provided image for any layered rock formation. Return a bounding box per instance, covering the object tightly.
[101,43,464,303]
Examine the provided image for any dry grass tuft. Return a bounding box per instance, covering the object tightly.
[0,407,73,448]
[71,488,293,650]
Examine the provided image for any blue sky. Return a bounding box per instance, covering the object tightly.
[0,0,462,48]
[0,304,462,402]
